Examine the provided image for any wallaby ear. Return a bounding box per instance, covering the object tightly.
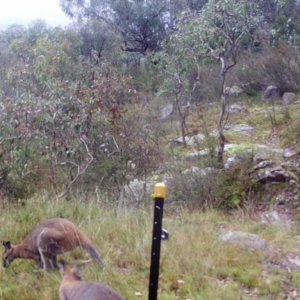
[2,241,11,249]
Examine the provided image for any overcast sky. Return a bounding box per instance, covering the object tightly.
[0,0,71,29]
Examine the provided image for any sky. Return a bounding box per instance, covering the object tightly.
[0,0,71,29]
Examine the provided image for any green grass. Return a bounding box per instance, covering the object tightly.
[0,194,299,299]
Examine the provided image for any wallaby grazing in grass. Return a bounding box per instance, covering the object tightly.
[59,260,125,300]
[2,217,105,271]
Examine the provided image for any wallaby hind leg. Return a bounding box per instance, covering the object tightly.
[37,229,68,270]
[38,247,53,271]
[37,248,59,270]
[49,253,58,268]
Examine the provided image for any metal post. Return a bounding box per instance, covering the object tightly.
[148,183,166,300]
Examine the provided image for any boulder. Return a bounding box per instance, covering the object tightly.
[225,86,244,97]
[160,104,173,120]
[219,230,269,251]
[263,85,281,100]
[282,92,296,106]
[117,178,156,211]
[256,165,299,184]
[173,134,205,147]
[227,103,247,113]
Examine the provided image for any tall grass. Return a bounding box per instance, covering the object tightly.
[0,193,299,299]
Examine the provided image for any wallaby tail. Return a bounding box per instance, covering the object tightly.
[82,244,106,267]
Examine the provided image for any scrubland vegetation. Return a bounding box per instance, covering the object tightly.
[1,0,300,299]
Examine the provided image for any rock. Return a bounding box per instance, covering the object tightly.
[225,86,244,97]
[219,230,269,251]
[281,254,300,271]
[160,104,173,120]
[256,165,298,184]
[260,210,292,227]
[224,150,253,169]
[173,133,211,147]
[185,149,211,160]
[282,92,296,106]
[227,103,247,113]
[250,160,275,173]
[253,149,274,163]
[117,178,155,211]
[230,124,255,134]
[185,144,241,161]
[283,147,298,158]
[182,166,202,175]
[182,166,214,176]
[263,85,281,100]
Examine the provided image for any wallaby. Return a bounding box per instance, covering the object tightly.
[2,217,105,271]
[59,260,125,300]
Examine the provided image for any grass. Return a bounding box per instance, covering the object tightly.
[0,194,299,299]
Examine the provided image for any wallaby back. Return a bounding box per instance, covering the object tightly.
[59,260,124,300]
[3,218,105,270]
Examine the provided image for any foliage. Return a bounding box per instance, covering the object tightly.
[0,24,164,200]
[60,0,170,54]
[237,43,300,94]
[1,0,300,203]
[156,0,263,162]
[166,157,255,210]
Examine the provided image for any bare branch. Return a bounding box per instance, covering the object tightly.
[54,137,94,199]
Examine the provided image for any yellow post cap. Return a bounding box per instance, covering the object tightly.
[153,182,166,198]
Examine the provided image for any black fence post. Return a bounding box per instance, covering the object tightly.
[148,183,166,300]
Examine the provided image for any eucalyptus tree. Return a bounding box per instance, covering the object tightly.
[269,0,300,44]
[158,0,263,164]
[59,0,212,56]
[26,19,50,45]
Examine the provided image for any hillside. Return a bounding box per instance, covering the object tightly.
[1,93,300,300]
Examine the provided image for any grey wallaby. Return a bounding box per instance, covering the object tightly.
[58,260,125,300]
[2,217,105,270]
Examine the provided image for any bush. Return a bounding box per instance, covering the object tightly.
[237,44,300,95]
[166,159,257,210]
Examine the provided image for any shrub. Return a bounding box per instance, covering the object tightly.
[237,44,300,95]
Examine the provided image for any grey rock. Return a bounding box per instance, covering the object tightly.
[256,165,298,184]
[219,230,269,251]
[283,147,298,158]
[160,104,173,120]
[230,124,255,133]
[225,86,244,97]
[182,166,202,175]
[250,160,275,173]
[224,150,253,169]
[173,134,206,147]
[118,178,155,211]
[261,210,292,227]
[282,92,296,106]
[185,149,211,160]
[281,254,300,271]
[263,85,280,100]
[182,166,214,176]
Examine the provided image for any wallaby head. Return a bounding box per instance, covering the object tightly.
[2,241,15,268]
[58,259,82,281]
[58,260,125,300]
